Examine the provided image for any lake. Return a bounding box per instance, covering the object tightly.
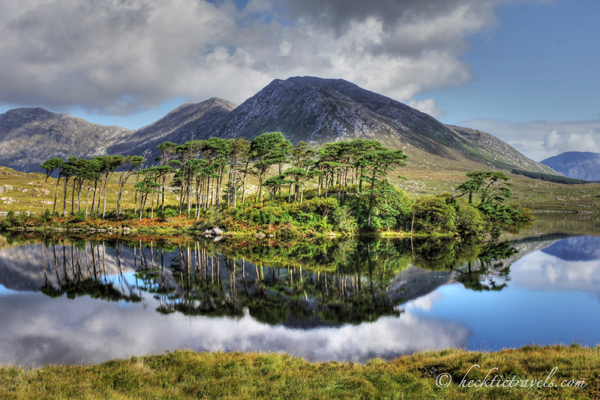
[1,213,599,365]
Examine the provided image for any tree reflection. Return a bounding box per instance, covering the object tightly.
[1,231,523,325]
[38,240,141,302]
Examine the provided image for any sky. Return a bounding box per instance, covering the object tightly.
[0,0,598,161]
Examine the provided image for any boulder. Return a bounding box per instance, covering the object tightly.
[256,233,266,239]
[211,227,223,236]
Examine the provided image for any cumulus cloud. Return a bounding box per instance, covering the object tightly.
[0,0,535,115]
[459,118,600,160]
[408,98,446,118]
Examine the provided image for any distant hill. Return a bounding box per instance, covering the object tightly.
[541,152,600,181]
[0,77,556,175]
[0,108,129,173]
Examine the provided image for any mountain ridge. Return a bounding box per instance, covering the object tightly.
[0,77,555,175]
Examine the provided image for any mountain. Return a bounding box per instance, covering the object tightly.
[140,77,555,173]
[0,107,129,173]
[0,77,555,175]
[541,151,600,181]
[447,125,557,175]
[107,98,236,156]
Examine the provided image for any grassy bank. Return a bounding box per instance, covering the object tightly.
[0,346,596,399]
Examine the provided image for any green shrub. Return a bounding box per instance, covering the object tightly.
[73,210,87,222]
[453,200,487,237]
[332,206,357,232]
[411,195,456,232]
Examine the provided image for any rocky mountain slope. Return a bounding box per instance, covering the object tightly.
[0,77,554,174]
[107,98,236,157]
[150,77,556,173]
[541,151,600,181]
[448,125,557,174]
[0,108,129,172]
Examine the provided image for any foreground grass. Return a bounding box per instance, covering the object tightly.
[1,346,597,399]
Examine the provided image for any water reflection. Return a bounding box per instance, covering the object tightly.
[0,230,599,365]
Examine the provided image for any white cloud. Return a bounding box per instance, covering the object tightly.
[0,0,534,115]
[408,98,447,118]
[459,118,600,160]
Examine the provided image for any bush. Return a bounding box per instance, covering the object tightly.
[6,211,14,219]
[73,210,87,222]
[162,208,178,218]
[332,206,357,232]
[195,210,222,231]
[411,195,456,233]
[453,200,487,237]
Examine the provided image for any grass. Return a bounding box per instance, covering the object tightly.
[0,345,597,399]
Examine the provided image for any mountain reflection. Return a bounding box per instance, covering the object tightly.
[1,232,599,365]
[0,233,529,326]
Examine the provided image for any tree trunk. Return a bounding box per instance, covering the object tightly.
[187,176,192,215]
[241,169,248,204]
[71,180,77,214]
[77,184,82,212]
[91,182,97,215]
[53,176,61,214]
[162,176,166,212]
[85,187,90,215]
[150,192,155,220]
[102,180,108,218]
[42,175,50,215]
[62,178,69,216]
[139,195,147,221]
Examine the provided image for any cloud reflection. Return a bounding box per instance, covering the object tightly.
[0,291,469,366]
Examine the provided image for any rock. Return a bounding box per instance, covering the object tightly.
[26,227,35,231]
[256,233,266,239]
[89,228,97,233]
[203,230,213,236]
[268,234,275,237]
[16,227,24,231]
[54,228,63,232]
[4,185,13,192]
[211,227,223,236]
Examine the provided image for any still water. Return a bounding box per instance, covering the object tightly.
[0,214,599,365]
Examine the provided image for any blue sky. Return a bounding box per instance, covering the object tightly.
[0,0,598,160]
[424,0,600,125]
